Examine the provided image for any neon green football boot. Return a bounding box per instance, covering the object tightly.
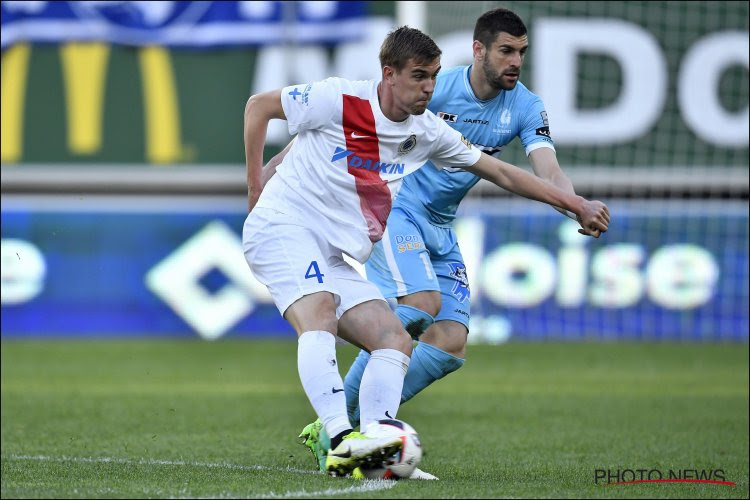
[298,419,330,472]
[325,431,402,477]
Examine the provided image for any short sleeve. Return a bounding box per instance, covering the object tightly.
[280,78,340,135]
[519,97,555,155]
[429,118,482,169]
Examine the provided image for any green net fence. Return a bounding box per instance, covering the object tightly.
[424,1,748,196]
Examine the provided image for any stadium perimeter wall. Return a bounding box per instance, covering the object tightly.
[2,195,747,342]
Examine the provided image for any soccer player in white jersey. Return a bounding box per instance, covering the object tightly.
[243,26,609,478]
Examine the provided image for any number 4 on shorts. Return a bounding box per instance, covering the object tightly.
[305,260,324,283]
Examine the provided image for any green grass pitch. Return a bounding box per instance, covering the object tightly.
[1,339,748,498]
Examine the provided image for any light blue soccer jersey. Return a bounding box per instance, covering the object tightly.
[395,65,555,227]
[366,65,555,327]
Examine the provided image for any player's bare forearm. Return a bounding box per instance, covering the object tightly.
[528,147,609,236]
[467,153,583,212]
[542,173,577,220]
[244,103,267,211]
[529,147,577,219]
[244,90,285,212]
[466,153,610,236]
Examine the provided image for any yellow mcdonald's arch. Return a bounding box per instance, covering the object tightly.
[1,42,183,164]
[1,44,30,163]
[60,42,110,155]
[138,46,183,164]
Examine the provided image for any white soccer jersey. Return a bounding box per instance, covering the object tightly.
[255,77,482,263]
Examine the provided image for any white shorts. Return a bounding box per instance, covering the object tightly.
[243,207,385,317]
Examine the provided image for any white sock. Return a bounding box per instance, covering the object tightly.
[297,331,351,439]
[359,349,410,429]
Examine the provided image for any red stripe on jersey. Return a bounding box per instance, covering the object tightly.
[342,94,391,243]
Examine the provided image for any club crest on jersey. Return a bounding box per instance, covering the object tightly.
[459,134,473,149]
[437,111,458,123]
[397,134,417,155]
[448,262,470,303]
[494,109,513,135]
[500,109,512,125]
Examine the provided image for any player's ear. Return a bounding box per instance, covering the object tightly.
[382,65,396,85]
[472,40,485,61]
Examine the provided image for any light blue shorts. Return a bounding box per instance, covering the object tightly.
[365,206,471,328]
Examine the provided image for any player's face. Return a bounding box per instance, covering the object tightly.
[481,32,528,91]
[390,57,441,115]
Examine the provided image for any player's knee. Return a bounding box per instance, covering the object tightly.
[305,308,339,335]
[284,293,339,335]
[420,321,468,359]
[356,313,413,357]
[367,330,412,357]
[438,338,467,360]
[296,316,338,337]
[447,331,468,359]
[395,329,414,356]
[399,291,441,318]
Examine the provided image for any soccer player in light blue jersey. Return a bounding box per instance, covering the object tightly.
[339,9,592,435]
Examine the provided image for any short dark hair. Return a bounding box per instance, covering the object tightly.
[379,26,441,71]
[473,8,527,48]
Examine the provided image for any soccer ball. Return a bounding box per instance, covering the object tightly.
[359,419,422,479]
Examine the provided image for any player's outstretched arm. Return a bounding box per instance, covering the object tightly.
[528,147,602,237]
[465,152,610,237]
[244,89,286,212]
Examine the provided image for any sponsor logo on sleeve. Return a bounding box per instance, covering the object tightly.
[438,111,458,122]
[536,126,551,137]
[288,84,312,106]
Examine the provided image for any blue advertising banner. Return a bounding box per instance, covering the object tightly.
[1,1,367,49]
[1,196,748,341]
[458,200,749,343]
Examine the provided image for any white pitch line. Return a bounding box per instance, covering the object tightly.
[3,454,319,475]
[256,481,398,498]
[3,454,399,497]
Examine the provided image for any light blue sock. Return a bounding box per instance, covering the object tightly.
[343,349,370,428]
[401,341,465,403]
[343,305,437,428]
[395,304,435,340]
